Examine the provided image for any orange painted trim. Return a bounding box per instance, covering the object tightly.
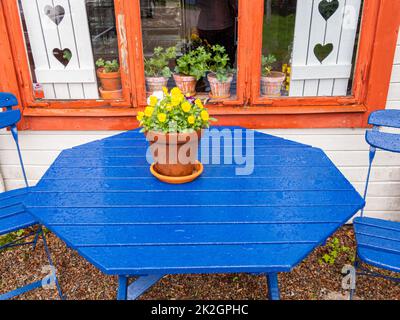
[0,0,399,130]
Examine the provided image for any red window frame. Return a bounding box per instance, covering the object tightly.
[0,0,398,130]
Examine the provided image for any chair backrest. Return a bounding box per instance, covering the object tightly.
[361,110,400,216]
[0,93,28,187]
[365,110,400,154]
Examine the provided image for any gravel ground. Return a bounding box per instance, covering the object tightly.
[0,226,399,300]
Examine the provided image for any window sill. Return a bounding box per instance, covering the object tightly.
[23,104,367,118]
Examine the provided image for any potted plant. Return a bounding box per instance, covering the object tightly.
[144,46,177,94]
[95,58,122,99]
[137,87,215,183]
[173,46,211,96]
[260,54,286,97]
[207,45,235,99]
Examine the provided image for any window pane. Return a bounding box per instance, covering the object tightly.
[141,0,238,101]
[18,0,121,100]
[261,0,363,98]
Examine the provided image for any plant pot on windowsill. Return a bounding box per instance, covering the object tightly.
[97,68,122,91]
[207,72,233,99]
[146,76,169,94]
[261,71,286,97]
[173,74,197,96]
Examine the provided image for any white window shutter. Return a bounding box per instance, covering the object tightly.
[289,0,362,97]
[20,0,99,100]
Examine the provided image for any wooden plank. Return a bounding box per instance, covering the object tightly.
[289,0,314,96]
[388,83,400,101]
[291,65,351,81]
[35,68,97,83]
[25,190,364,208]
[68,0,99,99]
[51,223,338,246]
[317,0,346,96]
[38,166,340,181]
[36,175,354,192]
[390,65,400,83]
[27,205,360,226]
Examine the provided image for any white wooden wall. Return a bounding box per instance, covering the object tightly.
[290,0,362,97]
[20,0,99,99]
[1,33,399,221]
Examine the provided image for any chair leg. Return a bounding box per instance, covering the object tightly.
[349,258,360,300]
[32,228,41,250]
[40,227,64,300]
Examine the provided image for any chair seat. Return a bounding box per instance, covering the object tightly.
[0,188,37,236]
[354,217,400,273]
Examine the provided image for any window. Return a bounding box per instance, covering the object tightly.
[139,0,239,103]
[17,0,125,101]
[260,0,363,98]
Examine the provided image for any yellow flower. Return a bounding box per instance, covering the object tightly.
[195,98,204,109]
[171,94,184,106]
[181,101,191,113]
[188,115,195,124]
[149,95,158,107]
[170,87,182,96]
[201,110,209,121]
[162,86,169,95]
[166,104,173,111]
[157,113,167,123]
[144,106,154,117]
[136,111,144,121]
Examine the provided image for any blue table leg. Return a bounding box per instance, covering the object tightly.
[266,273,280,300]
[127,274,164,300]
[117,276,128,300]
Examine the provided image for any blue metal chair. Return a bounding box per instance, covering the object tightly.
[0,93,63,300]
[352,109,400,297]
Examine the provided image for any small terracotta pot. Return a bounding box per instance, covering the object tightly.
[261,71,286,97]
[146,76,168,94]
[145,130,203,178]
[208,73,233,99]
[173,74,197,96]
[97,68,122,91]
[99,87,123,100]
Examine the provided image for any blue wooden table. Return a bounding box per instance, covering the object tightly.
[23,127,365,300]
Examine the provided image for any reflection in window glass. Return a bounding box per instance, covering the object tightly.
[261,0,363,98]
[18,0,121,100]
[141,0,238,100]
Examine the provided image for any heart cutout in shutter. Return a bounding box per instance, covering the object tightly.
[53,48,72,67]
[318,0,339,21]
[44,5,65,25]
[314,43,333,63]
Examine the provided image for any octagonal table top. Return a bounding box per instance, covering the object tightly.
[24,127,365,276]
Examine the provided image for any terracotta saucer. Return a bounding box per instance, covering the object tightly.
[150,161,204,184]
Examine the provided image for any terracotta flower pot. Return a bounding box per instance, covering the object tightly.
[146,76,168,94]
[97,68,122,91]
[99,87,123,100]
[173,74,197,96]
[261,71,286,97]
[145,130,203,178]
[208,73,233,99]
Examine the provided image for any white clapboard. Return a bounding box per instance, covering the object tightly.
[290,0,362,97]
[20,0,99,99]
